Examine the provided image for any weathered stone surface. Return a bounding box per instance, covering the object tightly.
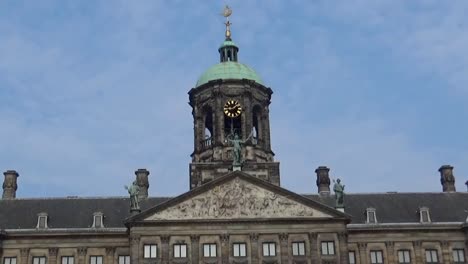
[145,178,331,220]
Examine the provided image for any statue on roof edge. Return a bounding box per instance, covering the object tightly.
[125,181,140,211]
[333,178,345,208]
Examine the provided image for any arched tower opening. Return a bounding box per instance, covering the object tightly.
[252,105,263,145]
[202,105,213,148]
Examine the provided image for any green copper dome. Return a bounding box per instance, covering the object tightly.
[196,61,264,87]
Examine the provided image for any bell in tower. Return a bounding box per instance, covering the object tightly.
[188,6,280,189]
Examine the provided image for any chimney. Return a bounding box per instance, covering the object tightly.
[315,166,331,195]
[439,165,456,192]
[2,170,19,199]
[135,169,150,199]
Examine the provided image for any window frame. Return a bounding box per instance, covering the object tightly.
[453,248,465,263]
[370,250,384,264]
[398,250,411,264]
[143,244,157,259]
[61,256,74,264]
[32,257,46,264]
[89,256,103,264]
[321,241,335,256]
[36,213,48,229]
[366,208,377,224]
[419,207,431,223]
[262,242,277,257]
[3,257,17,264]
[292,241,306,256]
[232,243,247,257]
[349,251,356,264]
[203,243,217,258]
[425,249,438,264]
[173,244,188,258]
[117,256,130,264]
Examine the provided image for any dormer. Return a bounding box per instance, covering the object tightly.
[36,212,48,229]
[92,212,104,228]
[366,208,377,224]
[419,207,431,223]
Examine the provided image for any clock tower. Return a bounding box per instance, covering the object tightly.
[188,7,280,189]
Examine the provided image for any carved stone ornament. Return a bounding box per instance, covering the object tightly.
[413,241,422,247]
[105,247,115,256]
[20,248,30,257]
[130,234,140,244]
[279,233,288,242]
[49,248,59,257]
[220,233,230,242]
[190,234,200,242]
[78,247,87,256]
[161,235,170,243]
[385,241,395,248]
[145,178,330,220]
[358,243,367,250]
[249,233,259,241]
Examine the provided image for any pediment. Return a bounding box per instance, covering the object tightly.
[141,173,343,221]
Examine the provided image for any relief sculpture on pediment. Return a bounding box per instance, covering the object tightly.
[147,178,329,220]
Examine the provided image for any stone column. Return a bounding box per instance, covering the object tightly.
[441,241,451,264]
[160,235,170,264]
[412,241,422,264]
[309,233,318,264]
[358,243,367,264]
[385,241,395,264]
[105,248,115,264]
[77,247,87,264]
[242,90,253,142]
[130,235,140,264]
[338,232,349,264]
[20,248,29,264]
[262,106,272,152]
[279,233,289,264]
[49,248,59,264]
[190,235,200,264]
[214,89,224,146]
[250,233,259,264]
[220,233,230,264]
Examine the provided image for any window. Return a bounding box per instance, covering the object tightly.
[398,250,411,264]
[419,207,431,223]
[173,244,187,258]
[36,212,48,229]
[292,242,306,256]
[366,208,377,224]
[370,250,384,264]
[233,243,247,257]
[92,212,104,228]
[61,257,74,264]
[3,258,17,264]
[32,257,46,264]
[118,256,129,264]
[453,249,465,263]
[321,241,335,255]
[89,257,102,264]
[143,245,157,259]
[349,251,356,264]
[203,244,217,257]
[425,249,438,263]
[262,242,276,257]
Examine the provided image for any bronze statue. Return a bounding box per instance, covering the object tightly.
[125,181,140,211]
[333,179,345,208]
[227,132,252,167]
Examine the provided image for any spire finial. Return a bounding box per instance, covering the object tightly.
[222,5,233,40]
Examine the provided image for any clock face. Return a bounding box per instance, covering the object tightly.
[224,100,242,118]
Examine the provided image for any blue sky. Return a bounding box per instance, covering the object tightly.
[1,1,468,197]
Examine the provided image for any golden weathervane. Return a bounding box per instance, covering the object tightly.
[222,5,233,40]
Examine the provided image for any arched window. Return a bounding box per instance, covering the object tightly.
[202,105,213,148]
[252,105,262,144]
